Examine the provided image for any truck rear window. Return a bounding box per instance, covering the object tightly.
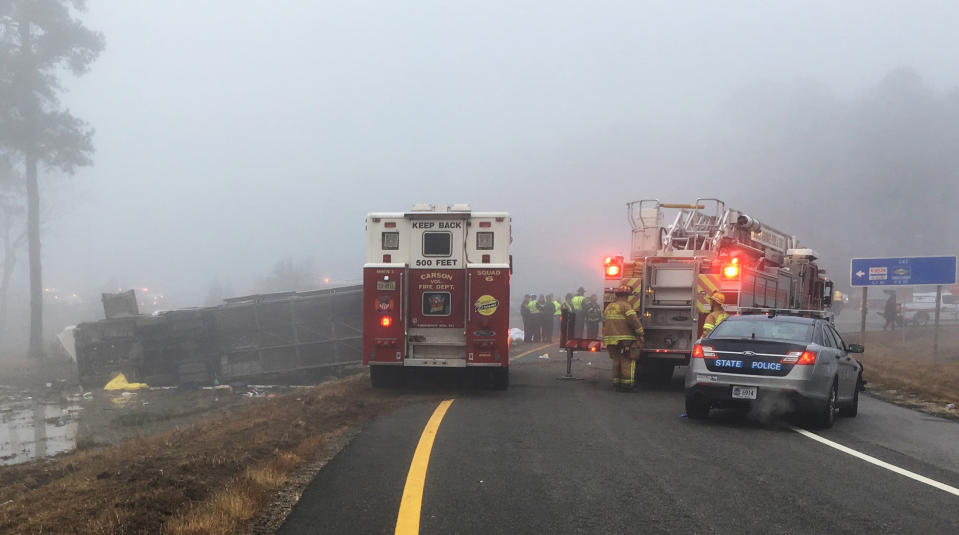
[476,231,494,250]
[382,232,399,250]
[423,232,452,256]
[709,319,813,343]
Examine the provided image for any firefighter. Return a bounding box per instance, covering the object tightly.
[527,294,542,342]
[584,294,602,339]
[541,295,555,343]
[551,294,562,338]
[562,293,575,339]
[701,291,728,337]
[571,287,586,337]
[603,285,645,391]
[521,295,532,342]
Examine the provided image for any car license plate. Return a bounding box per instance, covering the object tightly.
[732,386,757,400]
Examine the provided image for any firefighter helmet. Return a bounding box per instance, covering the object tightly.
[709,291,726,306]
[615,285,632,296]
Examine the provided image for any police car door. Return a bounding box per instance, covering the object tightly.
[817,322,843,395]
[827,324,855,401]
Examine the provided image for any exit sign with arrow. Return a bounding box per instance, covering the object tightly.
[850,256,957,287]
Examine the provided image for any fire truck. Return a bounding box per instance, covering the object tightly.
[567,198,833,382]
[362,203,512,388]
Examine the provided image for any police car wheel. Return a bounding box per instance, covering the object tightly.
[685,394,709,420]
[814,380,839,428]
[840,375,861,418]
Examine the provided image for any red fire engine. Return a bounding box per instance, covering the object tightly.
[363,203,511,388]
[564,198,833,382]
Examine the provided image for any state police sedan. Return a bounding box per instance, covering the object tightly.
[684,314,864,428]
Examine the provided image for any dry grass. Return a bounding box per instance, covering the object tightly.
[165,451,307,535]
[850,326,959,407]
[0,374,435,534]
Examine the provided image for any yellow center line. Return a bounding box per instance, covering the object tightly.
[395,399,455,535]
[510,343,553,361]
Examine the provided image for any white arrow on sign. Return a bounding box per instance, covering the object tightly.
[856,270,865,278]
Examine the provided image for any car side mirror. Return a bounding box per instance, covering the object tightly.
[846,344,864,354]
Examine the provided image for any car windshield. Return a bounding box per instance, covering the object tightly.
[709,319,813,342]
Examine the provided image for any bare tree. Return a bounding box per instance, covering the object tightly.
[0,153,26,337]
[0,2,104,357]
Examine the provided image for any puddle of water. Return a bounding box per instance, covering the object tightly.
[0,387,80,466]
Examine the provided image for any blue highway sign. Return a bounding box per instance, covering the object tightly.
[850,256,957,287]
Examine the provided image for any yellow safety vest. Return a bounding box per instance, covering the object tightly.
[527,300,541,314]
[553,300,562,316]
[571,295,585,311]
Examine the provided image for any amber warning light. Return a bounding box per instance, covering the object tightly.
[604,256,624,279]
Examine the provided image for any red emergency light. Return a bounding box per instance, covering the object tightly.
[723,257,740,278]
[380,316,392,327]
[604,256,624,280]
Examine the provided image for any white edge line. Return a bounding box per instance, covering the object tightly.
[791,426,959,498]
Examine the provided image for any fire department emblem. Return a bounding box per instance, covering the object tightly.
[474,294,499,316]
[375,296,393,313]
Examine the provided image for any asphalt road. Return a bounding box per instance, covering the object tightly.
[279,344,959,534]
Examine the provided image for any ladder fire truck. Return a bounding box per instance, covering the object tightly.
[363,204,511,389]
[566,198,833,382]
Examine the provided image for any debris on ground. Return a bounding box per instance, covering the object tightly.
[103,373,149,391]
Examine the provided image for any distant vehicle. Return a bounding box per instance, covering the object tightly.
[902,291,959,326]
[684,313,864,428]
[362,203,512,389]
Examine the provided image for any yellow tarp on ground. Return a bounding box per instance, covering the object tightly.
[103,373,149,391]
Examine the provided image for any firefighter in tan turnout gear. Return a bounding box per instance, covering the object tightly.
[603,285,645,391]
[701,290,728,337]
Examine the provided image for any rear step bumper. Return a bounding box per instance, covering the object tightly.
[404,358,467,367]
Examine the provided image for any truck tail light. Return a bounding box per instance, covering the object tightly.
[692,344,716,359]
[380,316,392,327]
[782,350,816,365]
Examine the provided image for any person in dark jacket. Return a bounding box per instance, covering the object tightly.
[584,294,602,339]
[541,295,556,343]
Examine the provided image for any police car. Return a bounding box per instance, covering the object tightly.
[684,313,864,428]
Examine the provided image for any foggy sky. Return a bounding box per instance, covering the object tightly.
[18,0,959,313]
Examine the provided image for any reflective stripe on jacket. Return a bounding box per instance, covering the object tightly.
[702,311,728,335]
[602,300,645,345]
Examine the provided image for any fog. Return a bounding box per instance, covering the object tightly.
[5,0,959,350]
